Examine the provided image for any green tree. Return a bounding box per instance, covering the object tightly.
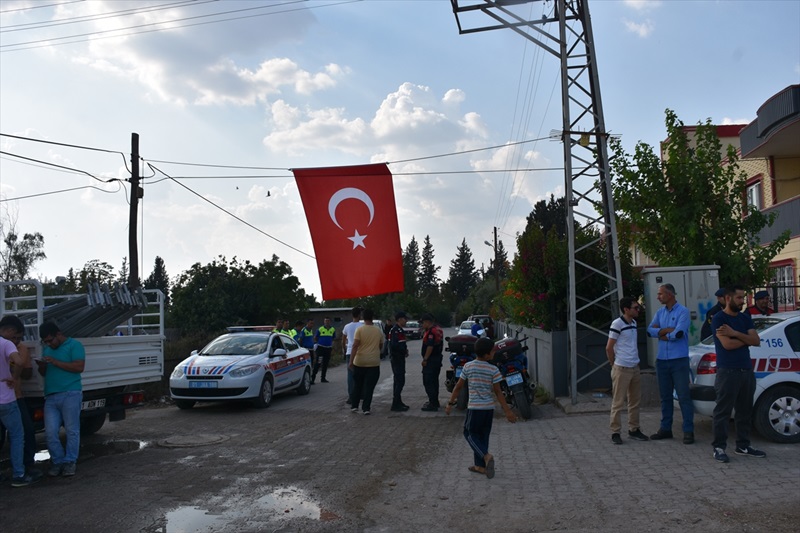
[486,239,509,282]
[418,235,440,303]
[402,236,421,298]
[609,109,790,288]
[0,230,46,282]
[78,259,115,290]
[445,238,479,302]
[144,256,170,307]
[117,256,129,285]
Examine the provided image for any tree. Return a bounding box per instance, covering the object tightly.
[418,235,440,303]
[486,239,509,282]
[446,238,479,302]
[609,109,790,288]
[402,237,421,299]
[0,231,46,282]
[144,256,170,307]
[78,259,115,290]
[118,257,129,285]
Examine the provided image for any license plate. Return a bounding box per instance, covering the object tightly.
[455,367,463,378]
[81,399,106,410]
[189,381,218,389]
[505,372,523,386]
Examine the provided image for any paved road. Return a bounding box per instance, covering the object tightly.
[1,339,798,532]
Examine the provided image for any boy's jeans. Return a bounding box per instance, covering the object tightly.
[45,390,82,465]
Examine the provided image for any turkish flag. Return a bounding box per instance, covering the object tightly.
[293,163,404,300]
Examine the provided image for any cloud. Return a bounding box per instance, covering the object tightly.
[721,117,751,125]
[623,19,654,38]
[623,0,662,11]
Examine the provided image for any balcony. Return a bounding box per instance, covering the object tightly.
[740,85,800,159]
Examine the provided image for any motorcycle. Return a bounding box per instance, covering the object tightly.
[492,330,535,420]
[444,334,478,410]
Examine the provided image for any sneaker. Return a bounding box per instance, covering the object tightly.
[390,404,406,412]
[47,464,63,477]
[611,433,623,445]
[420,404,439,412]
[363,410,371,416]
[713,447,730,463]
[628,429,649,441]
[683,432,695,445]
[11,470,43,488]
[321,379,329,383]
[350,407,358,413]
[62,462,77,477]
[735,446,766,458]
[650,429,673,440]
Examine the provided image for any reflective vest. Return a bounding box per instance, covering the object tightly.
[316,326,335,347]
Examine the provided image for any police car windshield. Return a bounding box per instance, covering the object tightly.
[700,316,785,345]
[199,334,269,356]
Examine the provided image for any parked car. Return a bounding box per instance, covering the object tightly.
[402,320,422,339]
[688,312,800,443]
[170,327,312,410]
[467,314,495,338]
[457,320,477,336]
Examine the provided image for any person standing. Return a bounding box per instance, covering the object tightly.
[605,297,649,445]
[647,283,695,444]
[298,319,316,382]
[313,317,336,383]
[420,313,444,412]
[388,311,410,412]
[701,288,727,340]
[745,290,774,316]
[445,337,516,478]
[381,318,393,359]
[0,316,38,475]
[348,309,383,415]
[710,286,766,463]
[341,307,362,403]
[470,319,484,337]
[37,321,85,477]
[0,317,43,487]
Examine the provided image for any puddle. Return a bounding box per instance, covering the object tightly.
[81,439,148,458]
[163,486,334,532]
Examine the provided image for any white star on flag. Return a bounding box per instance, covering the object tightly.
[348,229,367,249]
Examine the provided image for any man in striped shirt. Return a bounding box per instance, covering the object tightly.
[606,297,649,445]
[445,337,516,478]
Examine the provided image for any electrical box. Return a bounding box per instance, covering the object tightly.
[641,265,720,366]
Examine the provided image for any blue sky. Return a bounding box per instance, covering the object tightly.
[1,0,798,301]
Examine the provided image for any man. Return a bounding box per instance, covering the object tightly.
[348,309,383,415]
[420,313,444,412]
[388,311,410,412]
[701,288,727,340]
[746,290,774,316]
[606,297,649,445]
[298,319,316,382]
[0,316,37,476]
[313,317,336,383]
[0,317,43,487]
[646,283,694,444]
[470,319,484,337]
[37,321,85,477]
[292,320,304,342]
[381,318,393,359]
[341,307,362,403]
[710,286,766,463]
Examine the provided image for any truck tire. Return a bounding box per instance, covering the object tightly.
[81,414,106,436]
[175,399,196,410]
[254,375,274,408]
[512,384,532,420]
[456,382,469,410]
[753,385,800,444]
[296,368,311,396]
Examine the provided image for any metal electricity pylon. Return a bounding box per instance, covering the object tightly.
[451,0,624,403]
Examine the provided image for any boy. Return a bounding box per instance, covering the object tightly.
[445,337,516,478]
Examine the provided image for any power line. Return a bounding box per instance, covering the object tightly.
[145,158,287,171]
[0,0,84,15]
[147,163,315,260]
[0,183,122,203]
[389,136,551,164]
[0,132,124,155]
[0,150,121,184]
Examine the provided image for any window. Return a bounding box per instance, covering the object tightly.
[769,263,796,311]
[746,181,762,212]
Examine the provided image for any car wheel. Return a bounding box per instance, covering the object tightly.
[296,368,311,396]
[753,385,800,444]
[175,399,196,410]
[254,375,274,408]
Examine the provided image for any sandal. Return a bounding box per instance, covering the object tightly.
[467,466,484,474]
[484,454,495,479]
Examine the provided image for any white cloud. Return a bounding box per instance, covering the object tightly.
[263,101,368,156]
[623,19,654,38]
[623,0,662,11]
[721,117,751,125]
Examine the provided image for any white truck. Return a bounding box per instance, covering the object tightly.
[1,279,165,438]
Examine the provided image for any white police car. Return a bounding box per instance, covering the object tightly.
[688,312,800,443]
[170,327,312,410]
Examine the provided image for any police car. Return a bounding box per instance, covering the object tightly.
[169,326,312,410]
[688,312,800,443]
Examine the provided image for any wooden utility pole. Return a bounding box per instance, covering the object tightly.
[128,133,140,288]
[493,226,499,292]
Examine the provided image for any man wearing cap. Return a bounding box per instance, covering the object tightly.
[746,291,774,316]
[701,288,727,340]
[419,313,444,412]
[647,283,694,444]
[388,312,410,412]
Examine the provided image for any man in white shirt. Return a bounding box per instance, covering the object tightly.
[606,297,649,445]
[341,307,362,404]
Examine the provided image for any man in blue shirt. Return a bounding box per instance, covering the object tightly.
[647,283,694,444]
[710,286,765,463]
[313,317,336,383]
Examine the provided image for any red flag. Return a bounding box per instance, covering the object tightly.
[293,163,404,300]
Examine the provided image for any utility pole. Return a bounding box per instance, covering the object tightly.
[128,133,141,288]
[484,226,499,292]
[452,0,624,404]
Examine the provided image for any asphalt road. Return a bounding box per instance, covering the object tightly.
[1,338,798,532]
